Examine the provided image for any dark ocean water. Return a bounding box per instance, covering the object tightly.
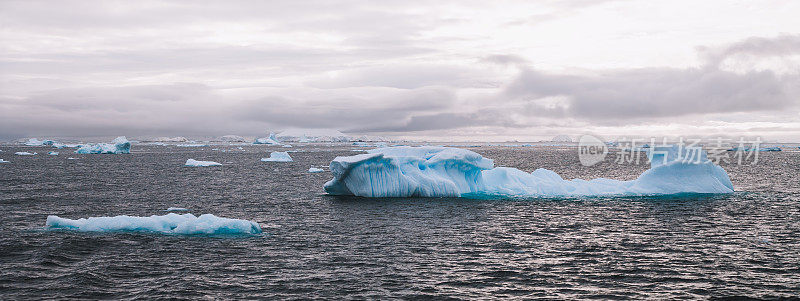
[1,143,798,300]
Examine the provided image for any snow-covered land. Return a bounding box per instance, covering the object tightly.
[185,159,222,167]
[261,151,293,162]
[152,137,189,142]
[75,136,131,154]
[219,135,247,142]
[15,152,37,156]
[324,146,733,198]
[254,132,282,145]
[46,213,262,235]
[277,129,349,142]
[551,135,573,142]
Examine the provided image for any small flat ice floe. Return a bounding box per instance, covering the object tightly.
[46,213,261,235]
[15,152,37,156]
[48,151,59,156]
[0,159,9,163]
[261,151,293,162]
[67,157,78,160]
[185,159,222,167]
[165,207,189,212]
[324,145,734,198]
[308,167,324,173]
[176,144,208,147]
[75,136,131,154]
[282,144,293,148]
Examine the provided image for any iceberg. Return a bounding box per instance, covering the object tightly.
[176,144,208,147]
[308,167,324,173]
[52,143,81,149]
[15,152,37,156]
[261,151,293,162]
[46,213,261,235]
[0,159,9,163]
[75,136,131,154]
[185,159,222,167]
[48,151,59,155]
[67,157,78,160]
[254,132,281,145]
[24,138,56,146]
[324,146,734,198]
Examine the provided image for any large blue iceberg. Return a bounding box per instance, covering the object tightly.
[46,213,261,235]
[324,146,734,198]
[253,132,281,145]
[75,136,131,154]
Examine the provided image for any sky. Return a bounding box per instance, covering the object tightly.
[1,0,799,141]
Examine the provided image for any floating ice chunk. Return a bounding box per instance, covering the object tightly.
[0,159,9,163]
[254,132,281,145]
[324,146,733,198]
[46,213,261,235]
[185,159,222,167]
[282,144,293,148]
[165,207,189,212]
[261,151,293,162]
[48,151,59,156]
[15,152,37,156]
[67,157,78,160]
[176,144,208,147]
[75,136,131,154]
[308,167,324,173]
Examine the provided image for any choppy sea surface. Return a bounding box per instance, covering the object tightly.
[1,143,798,299]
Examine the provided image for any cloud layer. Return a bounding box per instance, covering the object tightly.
[1,0,799,140]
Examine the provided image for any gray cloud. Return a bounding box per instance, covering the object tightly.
[506,67,797,121]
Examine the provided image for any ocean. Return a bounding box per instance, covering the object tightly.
[1,143,798,299]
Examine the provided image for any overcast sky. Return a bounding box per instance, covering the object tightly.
[1,0,799,141]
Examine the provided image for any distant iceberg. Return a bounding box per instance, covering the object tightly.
[48,151,59,155]
[185,159,222,167]
[46,213,261,235]
[308,167,324,173]
[52,143,81,149]
[75,136,131,154]
[15,152,37,156]
[24,138,55,146]
[324,146,734,198]
[261,151,293,162]
[0,159,9,163]
[254,132,281,145]
[165,207,189,212]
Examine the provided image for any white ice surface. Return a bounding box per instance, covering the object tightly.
[324,146,734,198]
[75,136,131,154]
[46,213,261,235]
[185,159,222,167]
[261,151,293,162]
